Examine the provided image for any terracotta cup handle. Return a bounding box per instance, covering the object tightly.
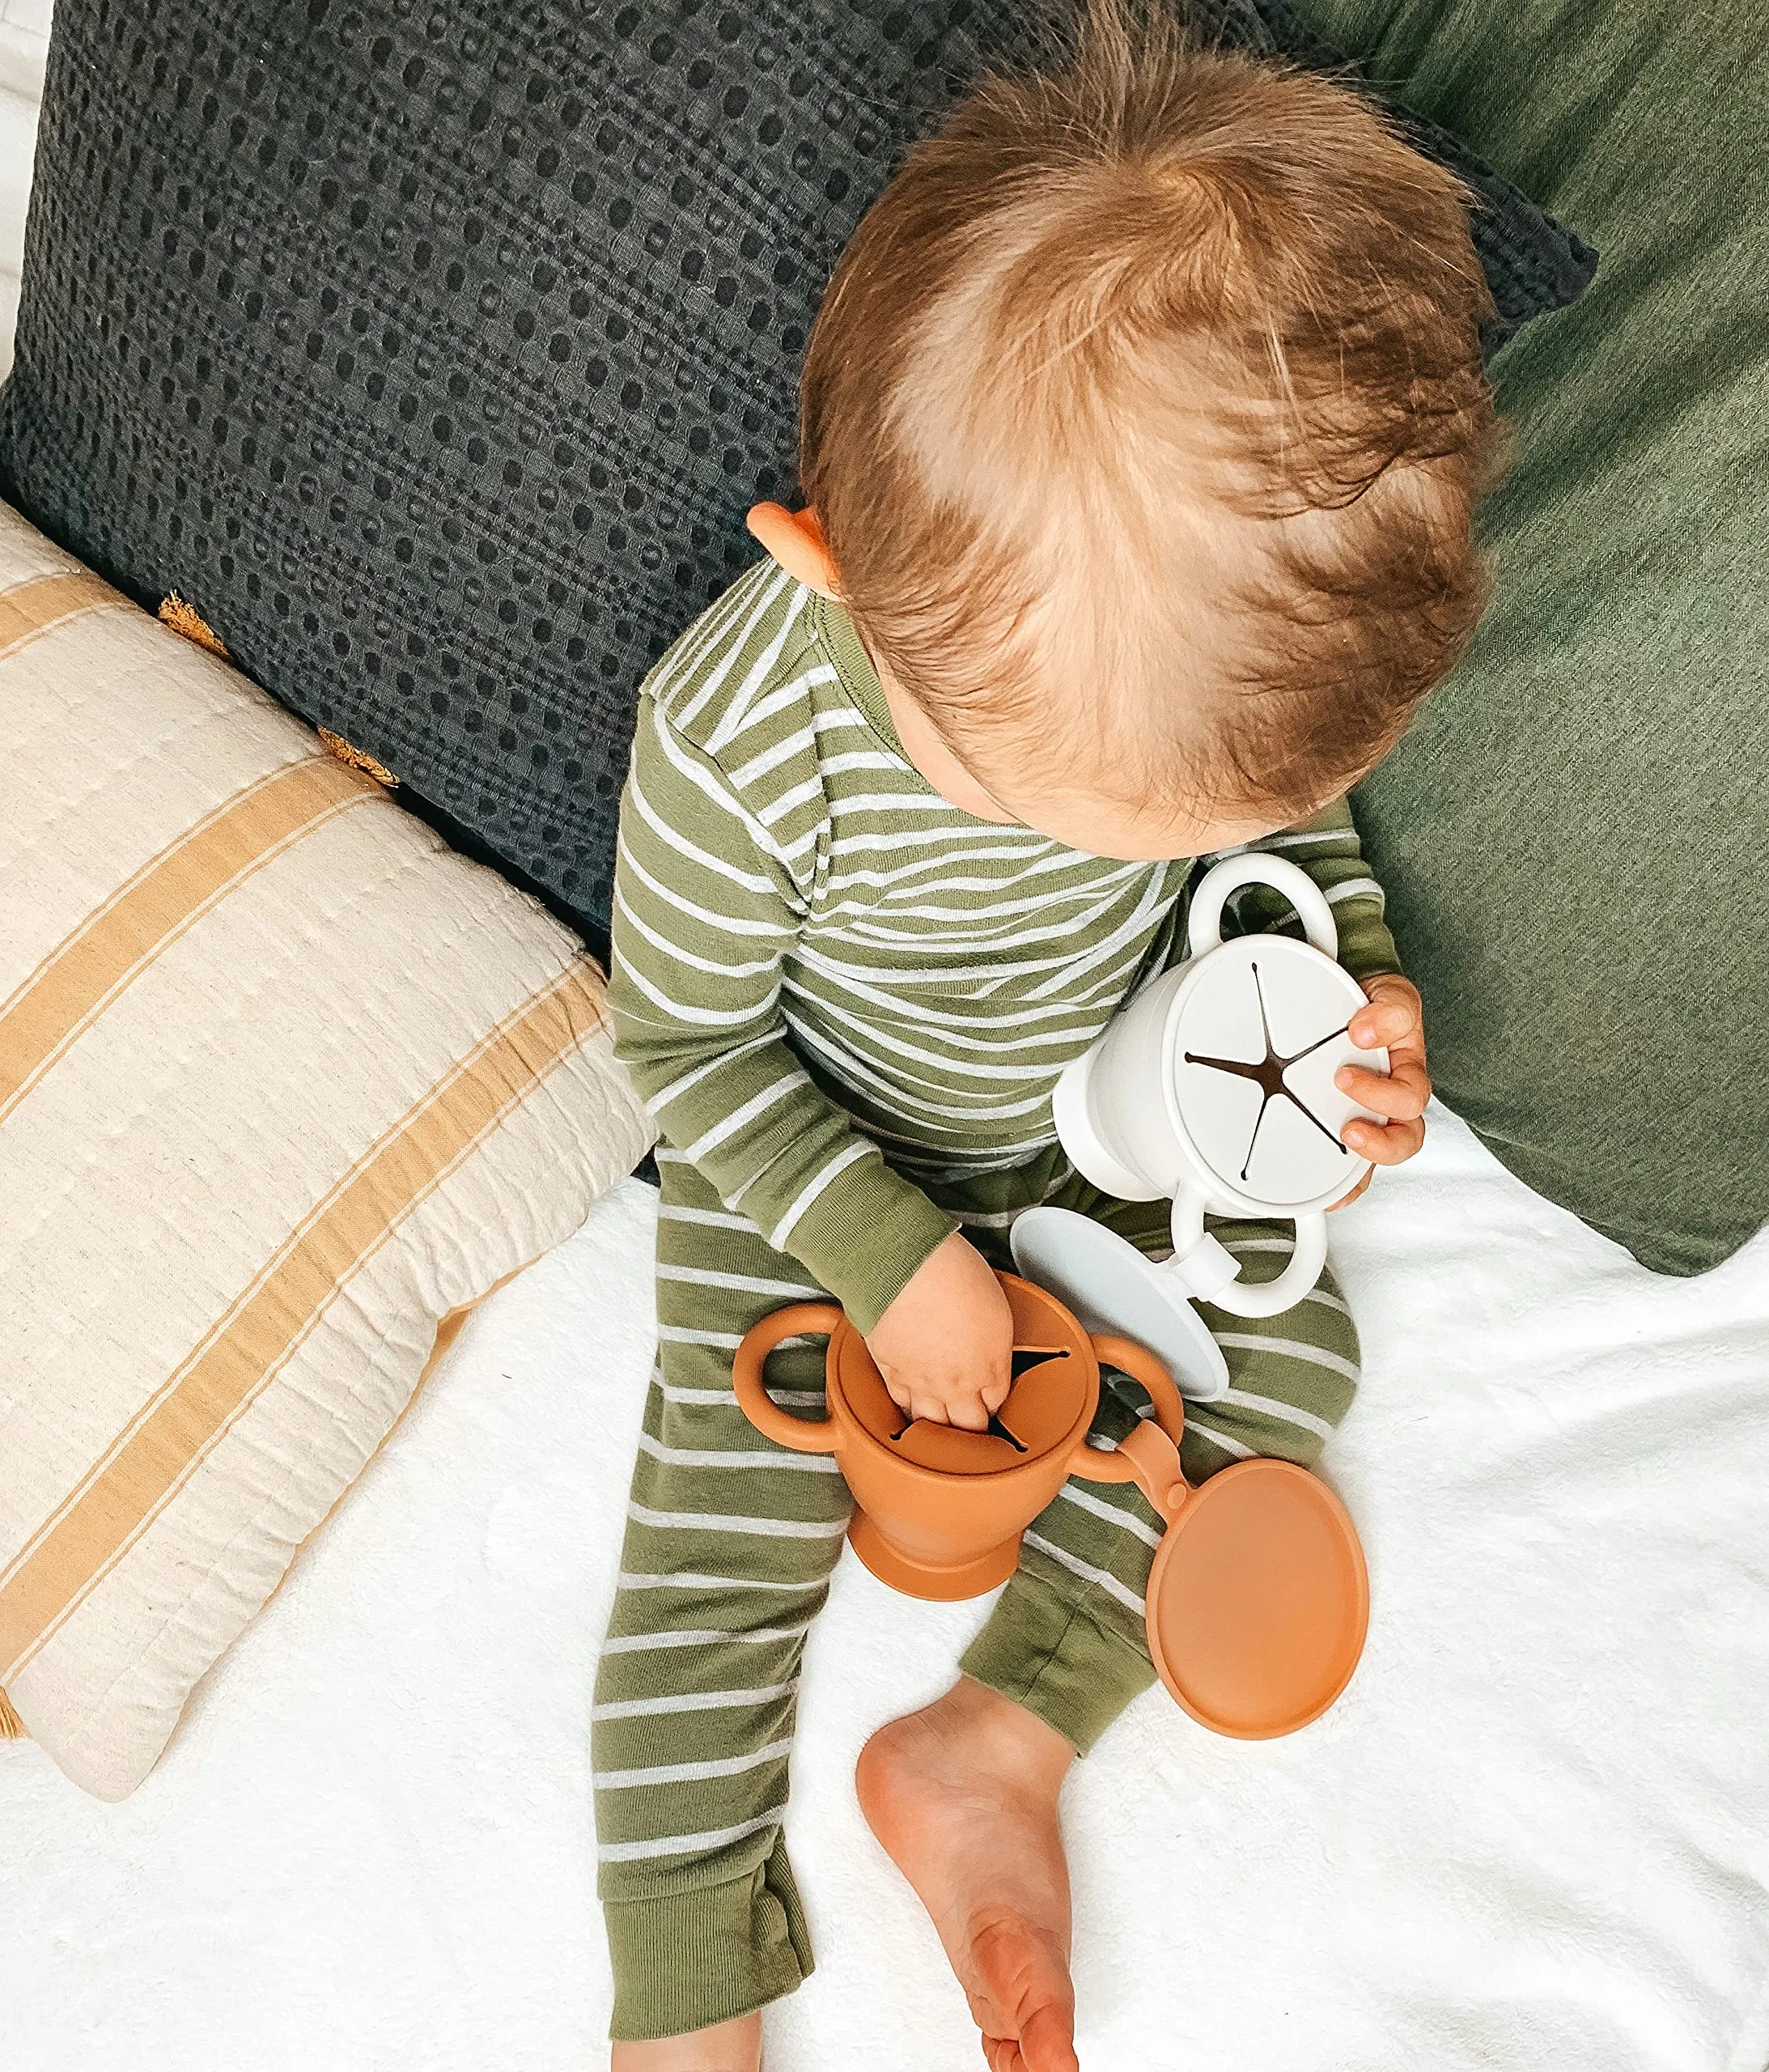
[731,1301,845,1453]
[1067,1332,1192,1522]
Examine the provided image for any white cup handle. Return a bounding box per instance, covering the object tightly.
[1168,1193,1330,1319]
[1164,1184,1240,1302]
[1188,853,1339,960]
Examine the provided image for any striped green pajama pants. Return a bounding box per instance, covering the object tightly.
[593,1144,1361,2041]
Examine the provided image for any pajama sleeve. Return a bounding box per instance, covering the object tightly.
[1215,796,1403,985]
[607,691,957,1335]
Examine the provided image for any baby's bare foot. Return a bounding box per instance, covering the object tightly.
[609,2010,761,2072]
[857,1677,1080,2072]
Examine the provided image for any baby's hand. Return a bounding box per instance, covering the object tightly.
[867,1231,1012,1430]
[1330,974,1431,1206]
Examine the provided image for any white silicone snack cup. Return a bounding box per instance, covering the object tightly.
[1047,853,1388,1321]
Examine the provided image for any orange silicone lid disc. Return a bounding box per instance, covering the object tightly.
[1145,1459,1368,1740]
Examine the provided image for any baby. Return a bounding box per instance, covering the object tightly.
[595,9,1495,2067]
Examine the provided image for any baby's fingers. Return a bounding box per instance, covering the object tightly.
[1348,997,1419,1051]
[1336,1059,1429,1123]
[907,1383,991,1431]
[1329,1167,1373,1210]
[1344,1114,1425,1166]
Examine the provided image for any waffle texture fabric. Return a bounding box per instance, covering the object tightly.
[0,0,1592,956]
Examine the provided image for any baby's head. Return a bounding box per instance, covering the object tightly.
[755,4,1500,859]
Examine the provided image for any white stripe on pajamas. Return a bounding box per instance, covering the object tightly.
[1217,1388,1342,1443]
[591,1681,799,1722]
[672,562,800,727]
[597,1809,786,1866]
[624,767,782,899]
[710,666,844,752]
[613,1570,829,1594]
[656,1262,823,1298]
[596,1739,797,1791]
[1023,1531,1148,1617]
[723,702,859,788]
[643,1030,781,1115]
[1058,1480,1164,1548]
[613,890,783,981]
[767,1137,874,1250]
[681,1072,809,1160]
[626,1504,850,1539]
[656,1382,825,1409]
[1176,1419,1256,1460]
[660,1202,762,1233]
[601,1624,813,1654]
[1212,1333,1362,1383]
[617,836,795,936]
[636,1433,844,1474]
[1207,828,1356,856]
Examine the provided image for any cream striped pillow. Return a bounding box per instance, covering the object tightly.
[0,503,653,1798]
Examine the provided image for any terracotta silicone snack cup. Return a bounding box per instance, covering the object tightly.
[733,1271,1368,1739]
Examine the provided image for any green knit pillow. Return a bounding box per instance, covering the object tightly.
[1297,0,1768,1273]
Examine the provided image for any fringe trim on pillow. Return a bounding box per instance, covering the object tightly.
[317,725,399,788]
[157,590,231,658]
[0,1687,26,1739]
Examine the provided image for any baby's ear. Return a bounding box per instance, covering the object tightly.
[745,503,843,599]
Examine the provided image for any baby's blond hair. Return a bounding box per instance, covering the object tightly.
[800,3,1500,823]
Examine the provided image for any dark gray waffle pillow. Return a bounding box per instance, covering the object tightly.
[0,0,1593,949]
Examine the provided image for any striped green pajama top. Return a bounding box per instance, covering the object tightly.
[608,553,1399,1336]
[592,552,1402,2040]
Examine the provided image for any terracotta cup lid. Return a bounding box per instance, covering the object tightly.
[1146,1458,1368,1739]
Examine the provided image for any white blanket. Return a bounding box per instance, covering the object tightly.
[5,1107,1769,2070]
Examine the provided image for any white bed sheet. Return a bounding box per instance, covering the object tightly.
[4,1107,1769,2072]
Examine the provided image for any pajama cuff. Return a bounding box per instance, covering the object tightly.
[960,1567,1156,1757]
[787,1150,958,1336]
[603,1832,813,2041]
[1336,916,1404,986]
